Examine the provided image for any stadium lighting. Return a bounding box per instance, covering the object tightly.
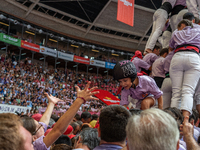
[25,31,35,35]
[92,49,99,52]
[56,62,60,64]
[21,53,26,56]
[71,44,79,48]
[111,53,119,56]
[39,57,44,60]
[49,38,57,42]
[89,68,93,70]
[73,65,77,67]
[0,22,9,26]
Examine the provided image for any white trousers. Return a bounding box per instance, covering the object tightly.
[194,77,200,107]
[170,52,200,114]
[170,9,188,32]
[161,78,172,109]
[145,9,168,51]
[158,30,172,49]
[186,0,200,18]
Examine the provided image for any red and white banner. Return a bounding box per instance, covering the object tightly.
[117,0,134,26]
[21,40,40,52]
[93,89,120,105]
[73,55,90,65]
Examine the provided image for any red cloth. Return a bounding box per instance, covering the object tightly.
[63,125,73,135]
[94,121,99,129]
[68,134,76,139]
[32,113,42,121]
[93,89,120,105]
[131,50,143,61]
[116,85,122,95]
[44,128,52,136]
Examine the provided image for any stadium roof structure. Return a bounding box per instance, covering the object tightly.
[0,0,162,52]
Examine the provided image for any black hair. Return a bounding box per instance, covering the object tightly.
[78,128,100,150]
[80,124,90,131]
[153,45,160,51]
[192,109,199,124]
[99,105,131,142]
[81,112,91,120]
[183,12,195,21]
[178,19,193,29]
[92,114,99,121]
[74,113,81,121]
[54,135,72,146]
[159,48,169,56]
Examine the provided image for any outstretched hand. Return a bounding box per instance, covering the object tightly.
[75,81,99,101]
[44,93,63,105]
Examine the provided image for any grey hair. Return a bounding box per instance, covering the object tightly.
[79,128,100,150]
[126,108,179,150]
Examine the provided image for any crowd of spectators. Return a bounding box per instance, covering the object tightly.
[0,51,119,116]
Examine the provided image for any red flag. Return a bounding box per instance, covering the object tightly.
[93,89,120,105]
[117,0,134,26]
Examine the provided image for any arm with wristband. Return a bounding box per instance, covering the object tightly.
[43,82,99,148]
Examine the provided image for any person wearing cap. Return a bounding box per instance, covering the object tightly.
[169,19,200,118]
[113,60,163,109]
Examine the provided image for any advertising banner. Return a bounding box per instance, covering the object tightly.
[0,33,21,47]
[58,51,74,61]
[90,59,105,68]
[21,40,40,52]
[105,62,116,69]
[40,46,57,57]
[73,55,90,65]
[0,104,31,114]
[117,0,134,26]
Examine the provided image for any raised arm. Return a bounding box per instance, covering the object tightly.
[43,82,99,148]
[39,93,62,126]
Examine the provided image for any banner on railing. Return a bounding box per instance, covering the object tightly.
[105,62,116,69]
[58,51,74,61]
[90,59,105,68]
[40,46,57,57]
[0,33,21,47]
[74,55,90,65]
[21,40,40,52]
[0,104,31,114]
